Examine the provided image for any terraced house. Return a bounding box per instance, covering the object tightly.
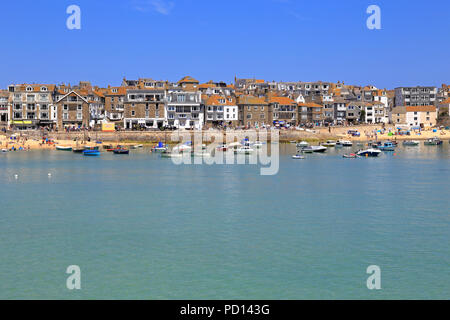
[298,102,324,126]
[165,91,203,129]
[104,86,128,127]
[8,84,57,130]
[268,96,297,126]
[237,95,270,128]
[55,88,90,129]
[0,90,10,128]
[203,95,237,128]
[124,89,166,130]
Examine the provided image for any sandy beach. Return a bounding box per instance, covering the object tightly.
[1,125,449,151]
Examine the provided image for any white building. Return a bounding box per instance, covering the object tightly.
[165,91,203,129]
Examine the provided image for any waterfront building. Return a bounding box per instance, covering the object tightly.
[203,95,237,128]
[104,86,128,127]
[392,105,437,129]
[0,90,10,128]
[237,95,270,128]
[8,84,57,130]
[165,91,203,129]
[55,89,90,129]
[364,101,386,124]
[395,86,437,107]
[268,96,298,126]
[298,102,324,126]
[123,89,166,129]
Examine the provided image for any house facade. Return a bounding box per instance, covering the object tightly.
[0,90,10,128]
[55,90,90,129]
[123,89,166,129]
[165,91,203,129]
[203,95,237,128]
[405,105,437,128]
[268,96,297,126]
[237,95,270,128]
[395,86,437,107]
[8,84,57,130]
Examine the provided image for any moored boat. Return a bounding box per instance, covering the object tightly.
[56,146,72,151]
[234,146,254,155]
[131,144,143,149]
[424,137,443,145]
[343,153,360,159]
[296,141,309,148]
[72,147,85,153]
[83,149,100,156]
[321,140,336,147]
[292,154,305,159]
[302,145,327,153]
[113,148,129,154]
[357,148,381,157]
[216,144,228,151]
[402,140,419,146]
[378,142,397,151]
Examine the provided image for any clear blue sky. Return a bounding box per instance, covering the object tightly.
[1,0,448,89]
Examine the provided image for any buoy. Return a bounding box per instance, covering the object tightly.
[14,174,18,179]
[48,173,52,177]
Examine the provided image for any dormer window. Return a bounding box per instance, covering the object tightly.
[41,87,48,92]
[26,86,33,92]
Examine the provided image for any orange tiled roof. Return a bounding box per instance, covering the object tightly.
[237,95,268,105]
[268,96,295,105]
[298,102,323,108]
[178,76,199,84]
[204,95,236,106]
[439,98,450,104]
[405,105,436,113]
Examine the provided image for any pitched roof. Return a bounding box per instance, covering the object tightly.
[178,76,199,84]
[237,95,268,105]
[406,105,436,113]
[268,96,296,105]
[203,95,236,106]
[298,102,323,108]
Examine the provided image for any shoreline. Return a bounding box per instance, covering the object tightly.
[1,126,449,151]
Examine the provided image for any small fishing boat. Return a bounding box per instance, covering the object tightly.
[1,149,9,153]
[84,146,100,151]
[131,144,143,149]
[160,151,183,158]
[296,141,309,148]
[343,153,360,159]
[83,149,100,156]
[357,148,381,157]
[402,140,420,146]
[424,137,443,145]
[321,140,336,147]
[337,140,353,147]
[301,145,327,153]
[173,144,192,153]
[378,142,397,151]
[292,154,305,159]
[113,148,129,155]
[56,146,72,151]
[234,146,254,155]
[152,142,168,152]
[191,151,211,158]
[72,147,85,153]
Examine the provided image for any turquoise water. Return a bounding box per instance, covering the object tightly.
[0,144,449,299]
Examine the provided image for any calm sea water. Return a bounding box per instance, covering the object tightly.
[0,143,449,299]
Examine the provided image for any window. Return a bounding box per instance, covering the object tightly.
[77,105,82,110]
[77,113,82,120]
[63,113,69,120]
[26,86,33,92]
[131,111,135,116]
[41,87,48,92]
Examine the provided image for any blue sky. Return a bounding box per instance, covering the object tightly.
[0,0,448,89]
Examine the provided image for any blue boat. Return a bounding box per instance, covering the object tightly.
[378,142,397,151]
[83,150,101,156]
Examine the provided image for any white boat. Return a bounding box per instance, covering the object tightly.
[321,140,336,147]
[172,144,192,153]
[296,141,309,148]
[234,146,254,154]
[131,144,143,149]
[337,140,353,147]
[56,146,72,151]
[191,151,211,158]
[160,151,183,158]
[292,154,305,159]
[357,148,381,157]
[302,145,327,153]
[1,149,9,153]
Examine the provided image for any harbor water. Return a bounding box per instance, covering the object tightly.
[0,143,449,299]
